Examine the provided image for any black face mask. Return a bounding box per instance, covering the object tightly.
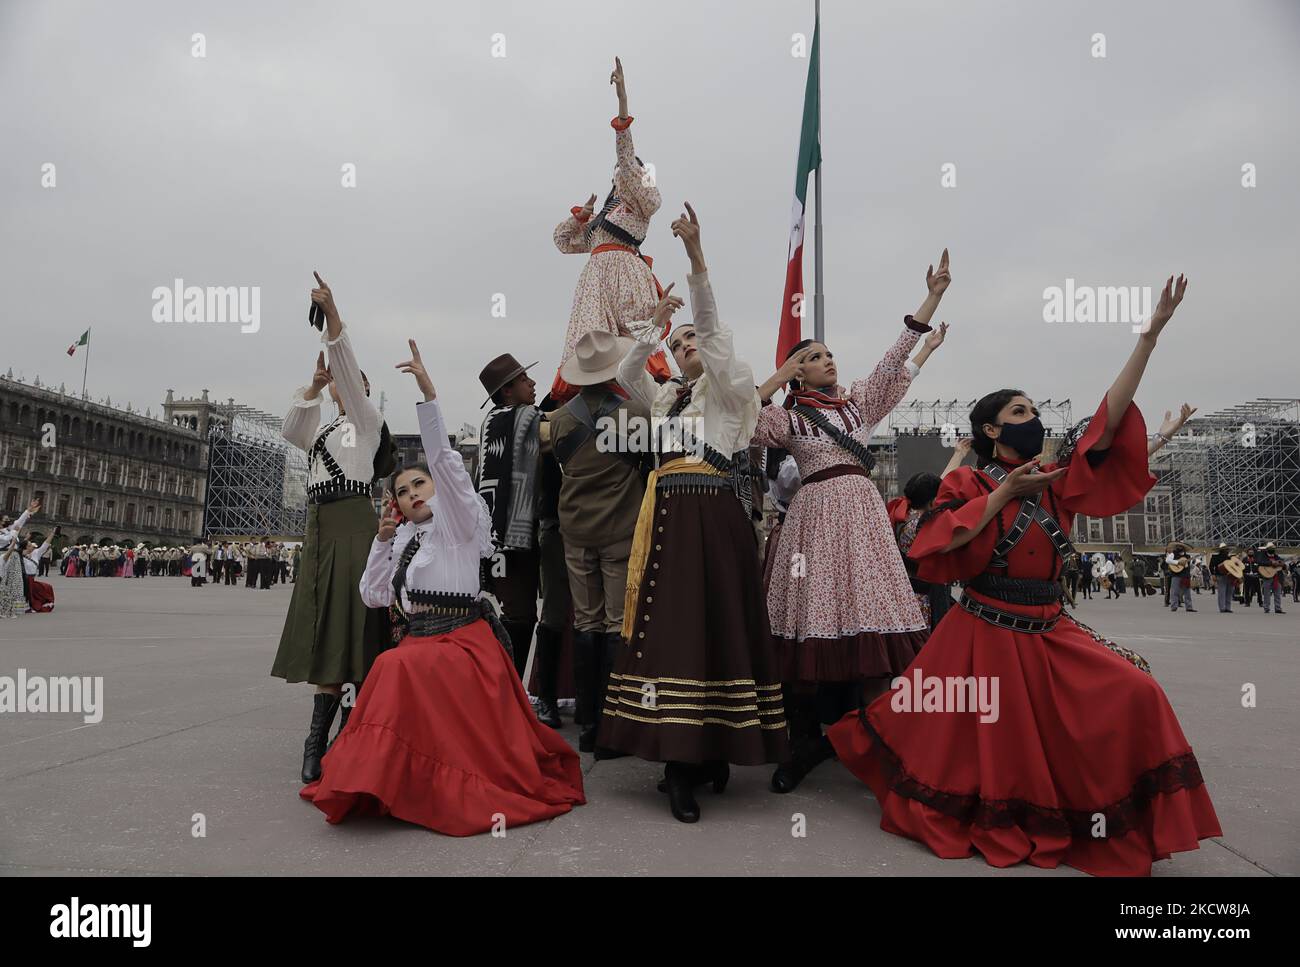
[994,416,1045,458]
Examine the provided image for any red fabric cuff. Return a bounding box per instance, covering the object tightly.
[904,314,933,334]
[570,206,591,224]
[1058,396,1155,517]
[910,493,989,563]
[611,115,634,131]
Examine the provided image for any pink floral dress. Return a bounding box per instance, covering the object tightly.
[754,323,931,682]
[551,116,670,400]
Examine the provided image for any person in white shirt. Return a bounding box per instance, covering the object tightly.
[0,500,40,618]
[301,339,585,834]
[20,533,55,613]
[1101,555,1117,598]
[271,272,397,783]
[603,203,789,823]
[189,541,210,587]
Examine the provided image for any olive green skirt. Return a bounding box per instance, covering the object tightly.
[271,496,390,684]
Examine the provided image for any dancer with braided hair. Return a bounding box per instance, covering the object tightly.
[272,273,396,784]
[827,274,1221,875]
[750,250,952,794]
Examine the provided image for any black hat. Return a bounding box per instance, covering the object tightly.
[478,354,537,409]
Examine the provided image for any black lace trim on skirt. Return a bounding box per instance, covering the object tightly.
[856,709,1206,841]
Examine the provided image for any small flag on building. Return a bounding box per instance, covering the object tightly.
[67,329,90,356]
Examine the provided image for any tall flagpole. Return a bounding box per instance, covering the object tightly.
[813,0,825,344]
[81,327,91,399]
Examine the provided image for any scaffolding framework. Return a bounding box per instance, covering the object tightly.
[886,399,1075,437]
[1176,398,1300,546]
[202,404,308,539]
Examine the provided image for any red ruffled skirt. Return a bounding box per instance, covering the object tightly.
[826,601,1221,876]
[29,579,54,613]
[300,618,586,836]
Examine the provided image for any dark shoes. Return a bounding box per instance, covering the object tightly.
[771,735,835,794]
[591,632,629,760]
[301,692,341,783]
[532,624,563,729]
[326,699,353,752]
[664,762,701,823]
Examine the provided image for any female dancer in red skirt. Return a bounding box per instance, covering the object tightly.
[828,274,1221,876]
[301,340,585,836]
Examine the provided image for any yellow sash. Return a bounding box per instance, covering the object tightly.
[621,457,729,639]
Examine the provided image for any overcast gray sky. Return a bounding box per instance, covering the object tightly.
[3,0,1297,437]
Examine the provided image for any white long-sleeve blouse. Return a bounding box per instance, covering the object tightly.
[358,399,494,612]
[282,322,383,501]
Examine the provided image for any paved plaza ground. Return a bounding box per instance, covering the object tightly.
[1,576,1295,876]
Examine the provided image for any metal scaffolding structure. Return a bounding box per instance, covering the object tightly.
[202,403,308,538]
[868,399,1075,497]
[886,399,1075,437]
[1171,398,1300,546]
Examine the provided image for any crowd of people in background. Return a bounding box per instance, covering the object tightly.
[0,500,302,618]
[1057,543,1298,613]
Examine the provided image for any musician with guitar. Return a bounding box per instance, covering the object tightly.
[1257,542,1287,614]
[1242,548,1262,608]
[1166,542,1197,612]
[1210,542,1241,613]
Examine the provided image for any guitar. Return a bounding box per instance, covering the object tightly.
[1220,558,1245,581]
[1259,564,1283,580]
[1166,558,1189,574]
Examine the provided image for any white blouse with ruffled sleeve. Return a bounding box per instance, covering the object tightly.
[358,399,493,612]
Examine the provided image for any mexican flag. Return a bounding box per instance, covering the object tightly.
[776,15,822,368]
[67,329,89,356]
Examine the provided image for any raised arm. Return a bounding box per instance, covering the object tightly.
[282,351,328,451]
[399,340,491,549]
[617,324,661,411]
[6,499,39,537]
[609,58,661,221]
[1148,402,1196,456]
[313,272,381,435]
[1098,274,1188,450]
[672,203,756,407]
[851,251,950,425]
[850,326,924,426]
[941,437,972,478]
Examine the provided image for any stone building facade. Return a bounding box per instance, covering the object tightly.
[0,376,207,547]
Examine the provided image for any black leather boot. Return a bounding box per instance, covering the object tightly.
[771,734,834,793]
[533,624,563,729]
[771,691,832,793]
[572,630,601,752]
[301,692,341,783]
[592,632,629,761]
[658,759,729,794]
[664,762,701,823]
[504,620,536,683]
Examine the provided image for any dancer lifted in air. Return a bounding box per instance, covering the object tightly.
[551,57,672,402]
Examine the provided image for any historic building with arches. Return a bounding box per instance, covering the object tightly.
[0,375,207,547]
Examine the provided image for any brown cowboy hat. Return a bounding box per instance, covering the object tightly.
[478,353,538,408]
[560,331,636,387]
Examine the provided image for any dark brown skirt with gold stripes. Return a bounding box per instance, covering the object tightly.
[599,485,790,765]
